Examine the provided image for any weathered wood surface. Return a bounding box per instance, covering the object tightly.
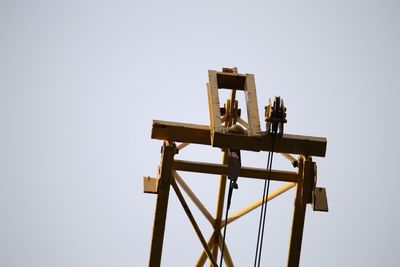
[152,120,327,157]
[173,159,299,183]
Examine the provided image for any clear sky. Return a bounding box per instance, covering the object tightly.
[1,1,399,266]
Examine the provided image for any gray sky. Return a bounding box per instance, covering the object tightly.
[1,0,399,266]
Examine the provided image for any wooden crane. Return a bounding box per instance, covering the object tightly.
[144,68,328,267]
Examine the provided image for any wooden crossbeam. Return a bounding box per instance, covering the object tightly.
[216,71,246,90]
[173,160,298,183]
[152,120,327,157]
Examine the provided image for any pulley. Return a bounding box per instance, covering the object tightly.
[265,96,287,135]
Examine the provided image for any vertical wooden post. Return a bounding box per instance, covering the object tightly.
[210,152,228,266]
[149,142,176,267]
[287,156,312,267]
[244,73,261,136]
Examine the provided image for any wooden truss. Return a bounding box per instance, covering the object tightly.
[144,68,328,267]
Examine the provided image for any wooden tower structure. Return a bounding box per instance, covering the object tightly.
[143,68,328,267]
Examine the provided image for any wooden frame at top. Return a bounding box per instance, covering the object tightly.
[146,68,328,267]
[207,70,262,144]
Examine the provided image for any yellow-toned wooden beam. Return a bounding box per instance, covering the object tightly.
[223,182,296,227]
[281,153,298,167]
[196,235,215,267]
[171,179,218,267]
[217,231,234,267]
[211,153,228,264]
[152,120,209,144]
[151,120,327,157]
[244,73,261,136]
[148,142,176,267]
[173,172,214,225]
[176,142,190,151]
[173,159,299,183]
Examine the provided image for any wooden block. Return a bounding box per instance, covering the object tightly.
[143,176,158,194]
[302,160,315,204]
[313,187,328,212]
[216,72,246,90]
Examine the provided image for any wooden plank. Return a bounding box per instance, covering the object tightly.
[216,72,246,90]
[171,179,218,267]
[259,133,327,156]
[173,160,299,183]
[302,160,315,204]
[151,120,327,157]
[143,176,158,194]
[208,70,222,141]
[148,142,176,267]
[287,156,308,267]
[152,120,210,144]
[213,131,261,152]
[313,187,328,212]
[244,74,261,136]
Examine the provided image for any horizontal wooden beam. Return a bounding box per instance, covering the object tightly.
[216,71,246,90]
[152,120,327,157]
[152,120,210,145]
[173,160,299,183]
